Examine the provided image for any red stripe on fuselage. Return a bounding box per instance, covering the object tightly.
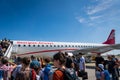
[17,48,78,56]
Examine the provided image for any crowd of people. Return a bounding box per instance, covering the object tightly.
[0,51,87,80]
[0,38,11,57]
[95,54,120,80]
[0,42,120,80]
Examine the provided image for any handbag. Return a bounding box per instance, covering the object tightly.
[77,70,88,79]
[77,70,83,77]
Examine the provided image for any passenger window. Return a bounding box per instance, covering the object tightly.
[46,45,48,47]
[50,45,52,47]
[42,45,44,47]
[28,45,31,47]
[57,45,60,47]
[33,45,35,47]
[23,45,26,47]
[54,45,56,47]
[61,45,63,47]
[38,45,40,47]
[18,45,21,47]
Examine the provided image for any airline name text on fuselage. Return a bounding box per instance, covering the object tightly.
[16,41,54,45]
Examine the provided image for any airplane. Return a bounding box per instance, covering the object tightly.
[4,29,120,58]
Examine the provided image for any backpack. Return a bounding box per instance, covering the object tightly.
[11,65,22,79]
[0,69,4,80]
[43,64,53,80]
[58,68,79,80]
[0,66,8,80]
[103,70,110,80]
[16,68,36,80]
[65,57,73,68]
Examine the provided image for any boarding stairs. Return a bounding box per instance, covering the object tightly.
[4,43,13,58]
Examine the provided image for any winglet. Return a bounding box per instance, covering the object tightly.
[103,29,115,44]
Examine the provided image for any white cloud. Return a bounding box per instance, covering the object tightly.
[76,17,86,23]
[89,15,102,20]
[88,23,94,26]
[76,0,120,28]
[87,0,113,15]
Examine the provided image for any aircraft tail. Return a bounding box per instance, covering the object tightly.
[103,29,115,44]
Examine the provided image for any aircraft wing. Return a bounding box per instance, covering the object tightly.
[73,44,120,54]
[110,44,120,49]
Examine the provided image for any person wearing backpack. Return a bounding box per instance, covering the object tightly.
[53,52,79,80]
[15,57,36,80]
[42,57,53,80]
[11,57,22,80]
[30,55,41,80]
[98,64,110,80]
[52,52,65,80]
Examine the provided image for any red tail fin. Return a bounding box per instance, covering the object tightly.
[103,29,115,44]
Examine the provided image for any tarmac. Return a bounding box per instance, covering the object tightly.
[81,63,120,80]
[52,62,120,80]
[78,63,95,80]
[79,68,96,80]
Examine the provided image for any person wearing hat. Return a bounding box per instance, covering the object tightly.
[97,64,110,80]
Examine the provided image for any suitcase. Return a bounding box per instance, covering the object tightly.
[82,72,88,79]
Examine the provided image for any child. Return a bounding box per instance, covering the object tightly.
[98,64,110,80]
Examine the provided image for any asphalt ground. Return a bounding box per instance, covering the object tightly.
[52,63,120,80]
[81,63,120,80]
[79,68,96,80]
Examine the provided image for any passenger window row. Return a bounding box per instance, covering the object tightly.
[17,44,95,48]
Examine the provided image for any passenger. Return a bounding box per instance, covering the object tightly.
[52,52,66,80]
[107,55,118,80]
[72,56,79,71]
[42,57,53,80]
[30,55,41,80]
[96,64,110,80]
[0,57,16,80]
[65,52,74,69]
[95,66,101,80]
[53,52,79,80]
[30,55,41,72]
[79,53,85,71]
[12,55,18,64]
[15,57,36,80]
[37,57,41,67]
[95,53,104,67]
[40,57,44,68]
[79,53,86,80]
[111,55,119,78]
[11,57,22,80]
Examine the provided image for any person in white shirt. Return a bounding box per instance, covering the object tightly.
[79,53,85,71]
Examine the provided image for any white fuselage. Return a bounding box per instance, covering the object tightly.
[11,40,108,57]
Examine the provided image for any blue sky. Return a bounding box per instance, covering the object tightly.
[0,0,120,45]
